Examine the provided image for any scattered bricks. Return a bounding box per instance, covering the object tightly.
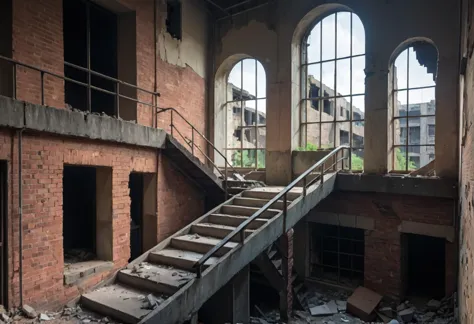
[347,286,382,321]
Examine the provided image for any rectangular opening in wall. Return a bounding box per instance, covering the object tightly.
[166,0,182,40]
[0,0,13,98]
[402,233,445,298]
[309,223,364,287]
[0,161,8,306]
[129,173,144,261]
[63,165,97,263]
[63,0,118,115]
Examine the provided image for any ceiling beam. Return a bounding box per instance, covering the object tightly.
[203,0,230,16]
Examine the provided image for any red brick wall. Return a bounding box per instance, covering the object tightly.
[157,153,205,241]
[313,191,456,299]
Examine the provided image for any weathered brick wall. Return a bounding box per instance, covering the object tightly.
[157,153,205,241]
[459,0,474,321]
[313,191,456,299]
[0,129,206,310]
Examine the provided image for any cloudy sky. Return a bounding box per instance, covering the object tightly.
[228,12,436,114]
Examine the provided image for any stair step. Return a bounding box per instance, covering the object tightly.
[273,259,282,269]
[118,262,194,295]
[149,248,218,271]
[171,234,238,257]
[208,214,268,230]
[233,197,290,209]
[267,249,277,260]
[81,284,161,324]
[242,187,302,201]
[192,223,254,241]
[220,205,281,218]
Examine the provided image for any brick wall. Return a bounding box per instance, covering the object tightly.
[157,153,205,241]
[312,191,456,299]
[0,129,206,309]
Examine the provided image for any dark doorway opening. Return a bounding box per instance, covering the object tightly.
[63,0,118,115]
[402,233,445,298]
[310,224,365,287]
[0,161,8,306]
[0,0,13,98]
[63,165,97,264]
[129,173,144,261]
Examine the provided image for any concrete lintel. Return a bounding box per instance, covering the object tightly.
[64,261,114,286]
[306,212,375,230]
[0,95,167,149]
[398,221,455,242]
[336,173,457,199]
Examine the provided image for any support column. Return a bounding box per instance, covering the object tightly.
[199,266,250,324]
[279,229,294,321]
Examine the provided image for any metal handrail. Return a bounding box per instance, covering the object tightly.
[0,55,235,197]
[193,145,350,277]
[157,107,239,178]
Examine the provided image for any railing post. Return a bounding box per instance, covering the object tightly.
[12,64,17,100]
[283,193,287,232]
[224,161,228,199]
[115,82,120,118]
[170,110,174,136]
[196,265,202,278]
[191,128,194,156]
[320,165,324,184]
[40,71,45,105]
[240,228,245,244]
[303,177,307,197]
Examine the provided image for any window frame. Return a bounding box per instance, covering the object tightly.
[224,58,266,169]
[391,45,436,172]
[300,11,365,170]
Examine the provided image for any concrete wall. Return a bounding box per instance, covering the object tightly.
[307,191,457,299]
[212,0,460,184]
[459,0,474,321]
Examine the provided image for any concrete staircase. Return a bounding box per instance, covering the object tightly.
[81,172,337,324]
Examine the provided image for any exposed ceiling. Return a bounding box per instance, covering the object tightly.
[203,0,269,20]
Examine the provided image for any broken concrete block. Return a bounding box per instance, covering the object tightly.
[326,300,339,314]
[336,300,347,312]
[396,303,407,312]
[398,307,415,322]
[379,306,394,318]
[39,313,51,321]
[310,304,336,316]
[145,294,157,309]
[21,304,37,318]
[427,299,441,311]
[346,286,382,321]
[0,313,9,322]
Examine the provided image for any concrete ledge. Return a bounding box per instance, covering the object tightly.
[336,173,457,198]
[0,95,167,149]
[306,211,375,230]
[398,221,455,242]
[64,261,114,286]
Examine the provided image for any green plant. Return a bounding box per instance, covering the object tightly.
[232,150,265,168]
[394,147,417,170]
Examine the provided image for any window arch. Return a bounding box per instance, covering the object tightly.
[301,11,365,170]
[225,58,266,168]
[391,41,437,171]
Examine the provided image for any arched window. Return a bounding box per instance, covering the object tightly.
[226,58,266,168]
[392,42,437,171]
[301,11,365,170]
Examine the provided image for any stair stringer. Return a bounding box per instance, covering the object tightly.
[139,172,337,324]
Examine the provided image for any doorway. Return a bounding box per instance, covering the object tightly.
[401,233,445,298]
[129,173,144,261]
[0,0,13,98]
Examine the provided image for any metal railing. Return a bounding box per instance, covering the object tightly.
[0,55,236,195]
[193,145,350,278]
[156,107,240,197]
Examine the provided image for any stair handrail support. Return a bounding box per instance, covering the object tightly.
[193,145,350,278]
[157,107,238,198]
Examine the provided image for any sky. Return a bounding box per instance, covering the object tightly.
[228,12,436,114]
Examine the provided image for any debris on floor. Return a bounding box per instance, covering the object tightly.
[251,283,458,324]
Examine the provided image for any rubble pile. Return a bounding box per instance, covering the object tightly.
[250,284,458,324]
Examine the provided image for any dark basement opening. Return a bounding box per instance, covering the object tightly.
[129,173,144,261]
[403,233,445,298]
[63,0,118,115]
[0,161,8,306]
[63,165,97,264]
[0,0,13,98]
[310,223,365,287]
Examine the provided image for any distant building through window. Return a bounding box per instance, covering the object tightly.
[392,42,437,171]
[301,11,366,170]
[226,59,266,168]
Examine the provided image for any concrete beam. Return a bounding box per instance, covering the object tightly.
[0,95,167,149]
[306,212,375,230]
[398,221,455,242]
[336,173,457,199]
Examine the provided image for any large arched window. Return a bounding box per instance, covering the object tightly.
[301,11,365,170]
[226,59,266,168]
[392,42,437,171]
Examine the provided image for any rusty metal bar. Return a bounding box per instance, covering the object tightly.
[115,82,120,117]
